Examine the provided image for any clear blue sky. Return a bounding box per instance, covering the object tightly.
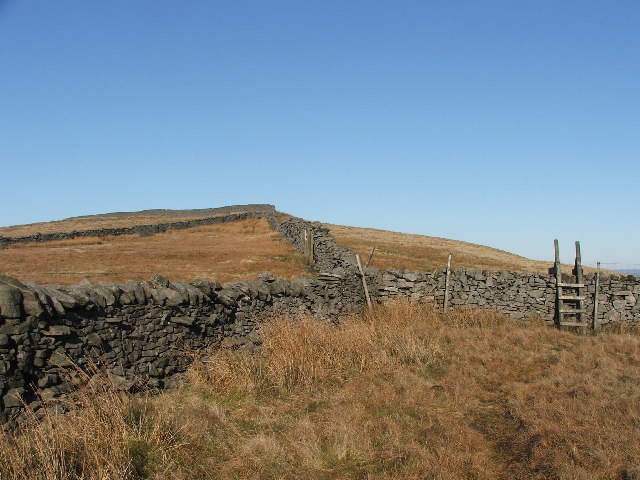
[1,1,638,265]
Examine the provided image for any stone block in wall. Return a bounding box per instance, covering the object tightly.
[269,279,289,296]
[20,291,44,318]
[403,272,420,282]
[68,286,100,308]
[0,285,23,318]
[143,283,185,306]
[0,318,35,336]
[169,315,196,326]
[85,333,103,347]
[44,325,71,337]
[49,351,74,368]
[122,281,147,304]
[612,290,633,296]
[173,281,207,305]
[119,291,135,305]
[410,283,429,294]
[41,286,79,311]
[190,279,220,298]
[221,283,252,306]
[247,280,272,301]
[604,309,622,324]
[256,271,276,283]
[613,300,627,311]
[2,387,26,409]
[290,277,311,297]
[382,273,396,283]
[474,272,486,281]
[0,277,48,320]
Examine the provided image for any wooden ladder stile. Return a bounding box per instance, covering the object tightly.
[554,240,588,329]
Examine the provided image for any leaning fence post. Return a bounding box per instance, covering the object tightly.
[443,253,452,312]
[355,254,372,310]
[365,245,376,268]
[306,230,315,267]
[593,261,600,330]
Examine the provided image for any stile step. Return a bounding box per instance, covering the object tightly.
[559,295,585,301]
[559,322,589,327]
[560,308,585,314]
[558,282,585,288]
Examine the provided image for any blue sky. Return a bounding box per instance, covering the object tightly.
[1,1,638,265]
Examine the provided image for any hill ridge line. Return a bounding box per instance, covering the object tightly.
[0,209,278,248]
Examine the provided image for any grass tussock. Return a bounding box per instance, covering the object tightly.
[2,301,640,479]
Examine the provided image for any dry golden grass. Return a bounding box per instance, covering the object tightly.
[329,224,605,274]
[3,302,639,479]
[0,212,239,237]
[0,218,307,285]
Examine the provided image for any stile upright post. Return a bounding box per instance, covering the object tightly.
[593,261,601,330]
[443,253,452,313]
[574,241,585,330]
[554,239,562,327]
[555,239,587,329]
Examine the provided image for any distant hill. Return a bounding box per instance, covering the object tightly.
[0,205,614,285]
[328,224,610,275]
[0,209,305,285]
[0,204,275,237]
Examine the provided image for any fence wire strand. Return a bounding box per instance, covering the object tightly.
[588,263,640,276]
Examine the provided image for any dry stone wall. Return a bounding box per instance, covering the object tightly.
[276,216,639,327]
[369,268,640,324]
[1,209,638,428]
[276,217,359,272]
[0,267,367,426]
[0,205,277,248]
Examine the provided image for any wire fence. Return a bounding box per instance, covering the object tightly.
[587,263,640,276]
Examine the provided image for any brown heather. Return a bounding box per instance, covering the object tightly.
[2,301,639,479]
[0,218,307,285]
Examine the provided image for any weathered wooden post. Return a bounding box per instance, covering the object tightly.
[593,261,601,330]
[574,241,583,291]
[306,229,315,267]
[575,241,586,332]
[443,253,452,312]
[554,239,561,327]
[355,253,372,310]
[365,245,376,268]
